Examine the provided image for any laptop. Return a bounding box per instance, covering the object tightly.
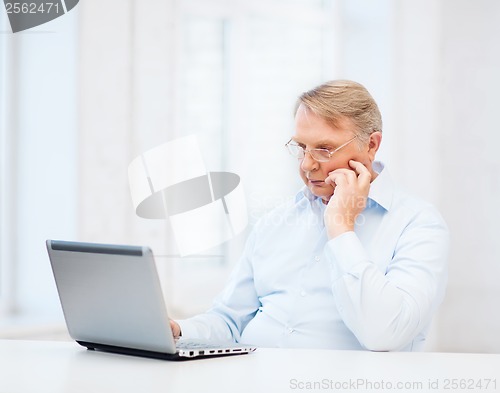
[46,239,256,360]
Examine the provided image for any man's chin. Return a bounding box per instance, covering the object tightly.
[308,185,334,202]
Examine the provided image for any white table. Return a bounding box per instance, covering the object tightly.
[1,339,499,393]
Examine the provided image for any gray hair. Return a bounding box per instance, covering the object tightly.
[295,80,382,144]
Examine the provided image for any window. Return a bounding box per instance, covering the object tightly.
[0,12,78,324]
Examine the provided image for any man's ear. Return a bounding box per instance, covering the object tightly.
[367,132,382,161]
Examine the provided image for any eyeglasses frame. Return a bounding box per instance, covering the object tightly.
[285,134,359,163]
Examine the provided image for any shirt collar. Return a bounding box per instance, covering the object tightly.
[367,161,393,211]
[294,161,394,211]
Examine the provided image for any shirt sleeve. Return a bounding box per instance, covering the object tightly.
[324,204,449,351]
[177,228,261,343]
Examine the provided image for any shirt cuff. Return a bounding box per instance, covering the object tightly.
[324,231,370,281]
[176,319,201,340]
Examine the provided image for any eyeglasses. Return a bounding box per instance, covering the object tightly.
[285,135,358,163]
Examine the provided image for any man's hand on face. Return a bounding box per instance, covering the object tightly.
[324,160,371,239]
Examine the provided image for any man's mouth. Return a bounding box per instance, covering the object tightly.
[308,179,325,185]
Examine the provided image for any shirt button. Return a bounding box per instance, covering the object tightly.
[314,255,321,262]
[300,290,307,297]
[287,327,295,334]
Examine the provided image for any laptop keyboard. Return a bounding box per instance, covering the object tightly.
[176,339,231,350]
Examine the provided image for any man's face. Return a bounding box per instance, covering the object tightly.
[292,104,375,203]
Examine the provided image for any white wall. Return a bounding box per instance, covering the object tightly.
[434,0,500,353]
[338,0,500,353]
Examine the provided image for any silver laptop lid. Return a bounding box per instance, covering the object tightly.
[46,240,177,354]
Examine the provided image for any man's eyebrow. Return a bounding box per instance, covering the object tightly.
[313,139,337,146]
[292,138,337,146]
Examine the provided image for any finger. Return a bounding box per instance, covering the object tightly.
[343,170,357,185]
[349,160,371,185]
[327,168,356,176]
[328,172,348,187]
[170,320,180,337]
[328,168,357,185]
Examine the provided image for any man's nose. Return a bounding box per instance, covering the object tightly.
[300,152,319,172]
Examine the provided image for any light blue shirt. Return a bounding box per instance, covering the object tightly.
[178,162,449,351]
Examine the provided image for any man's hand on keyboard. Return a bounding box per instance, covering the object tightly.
[170,319,181,339]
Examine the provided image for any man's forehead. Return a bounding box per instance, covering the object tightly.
[292,124,355,144]
[296,106,354,128]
